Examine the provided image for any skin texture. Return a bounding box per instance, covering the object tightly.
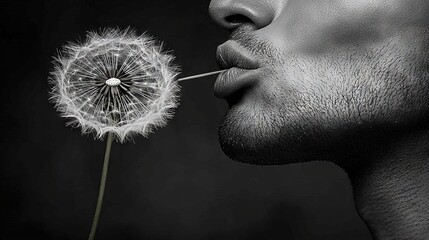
[209,0,429,239]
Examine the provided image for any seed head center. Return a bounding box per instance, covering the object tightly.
[105,78,121,86]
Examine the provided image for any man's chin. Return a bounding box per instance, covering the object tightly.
[218,110,318,165]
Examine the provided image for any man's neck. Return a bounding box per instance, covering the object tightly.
[348,131,429,240]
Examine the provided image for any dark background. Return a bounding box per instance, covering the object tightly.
[1,0,372,239]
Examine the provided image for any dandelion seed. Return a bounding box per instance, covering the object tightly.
[49,28,181,143]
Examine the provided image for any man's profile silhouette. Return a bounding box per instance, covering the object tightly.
[209,0,429,239]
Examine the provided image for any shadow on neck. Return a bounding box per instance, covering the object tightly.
[338,127,429,240]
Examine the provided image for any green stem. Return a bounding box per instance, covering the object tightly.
[88,132,113,240]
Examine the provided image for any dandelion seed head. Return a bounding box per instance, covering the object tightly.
[49,28,180,142]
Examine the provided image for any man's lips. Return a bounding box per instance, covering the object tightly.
[214,40,261,99]
[216,40,259,70]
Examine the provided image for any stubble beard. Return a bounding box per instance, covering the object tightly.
[217,26,429,166]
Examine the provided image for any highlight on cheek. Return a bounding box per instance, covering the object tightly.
[49,28,181,142]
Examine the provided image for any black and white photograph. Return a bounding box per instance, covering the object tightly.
[1,0,428,239]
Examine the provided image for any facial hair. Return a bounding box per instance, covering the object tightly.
[218,25,429,166]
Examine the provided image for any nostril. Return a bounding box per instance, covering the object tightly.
[224,14,253,25]
[209,0,280,31]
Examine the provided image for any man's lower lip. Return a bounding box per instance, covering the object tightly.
[213,67,261,99]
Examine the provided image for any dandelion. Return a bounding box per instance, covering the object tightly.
[50,28,180,143]
[49,28,181,240]
[49,28,224,240]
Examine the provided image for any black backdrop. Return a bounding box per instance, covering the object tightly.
[1,0,372,239]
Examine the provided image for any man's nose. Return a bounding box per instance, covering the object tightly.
[209,0,281,31]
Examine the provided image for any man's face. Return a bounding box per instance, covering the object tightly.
[209,0,429,165]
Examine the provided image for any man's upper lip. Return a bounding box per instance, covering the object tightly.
[216,40,259,70]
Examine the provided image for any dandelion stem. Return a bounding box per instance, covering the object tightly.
[88,132,113,240]
[177,70,226,81]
